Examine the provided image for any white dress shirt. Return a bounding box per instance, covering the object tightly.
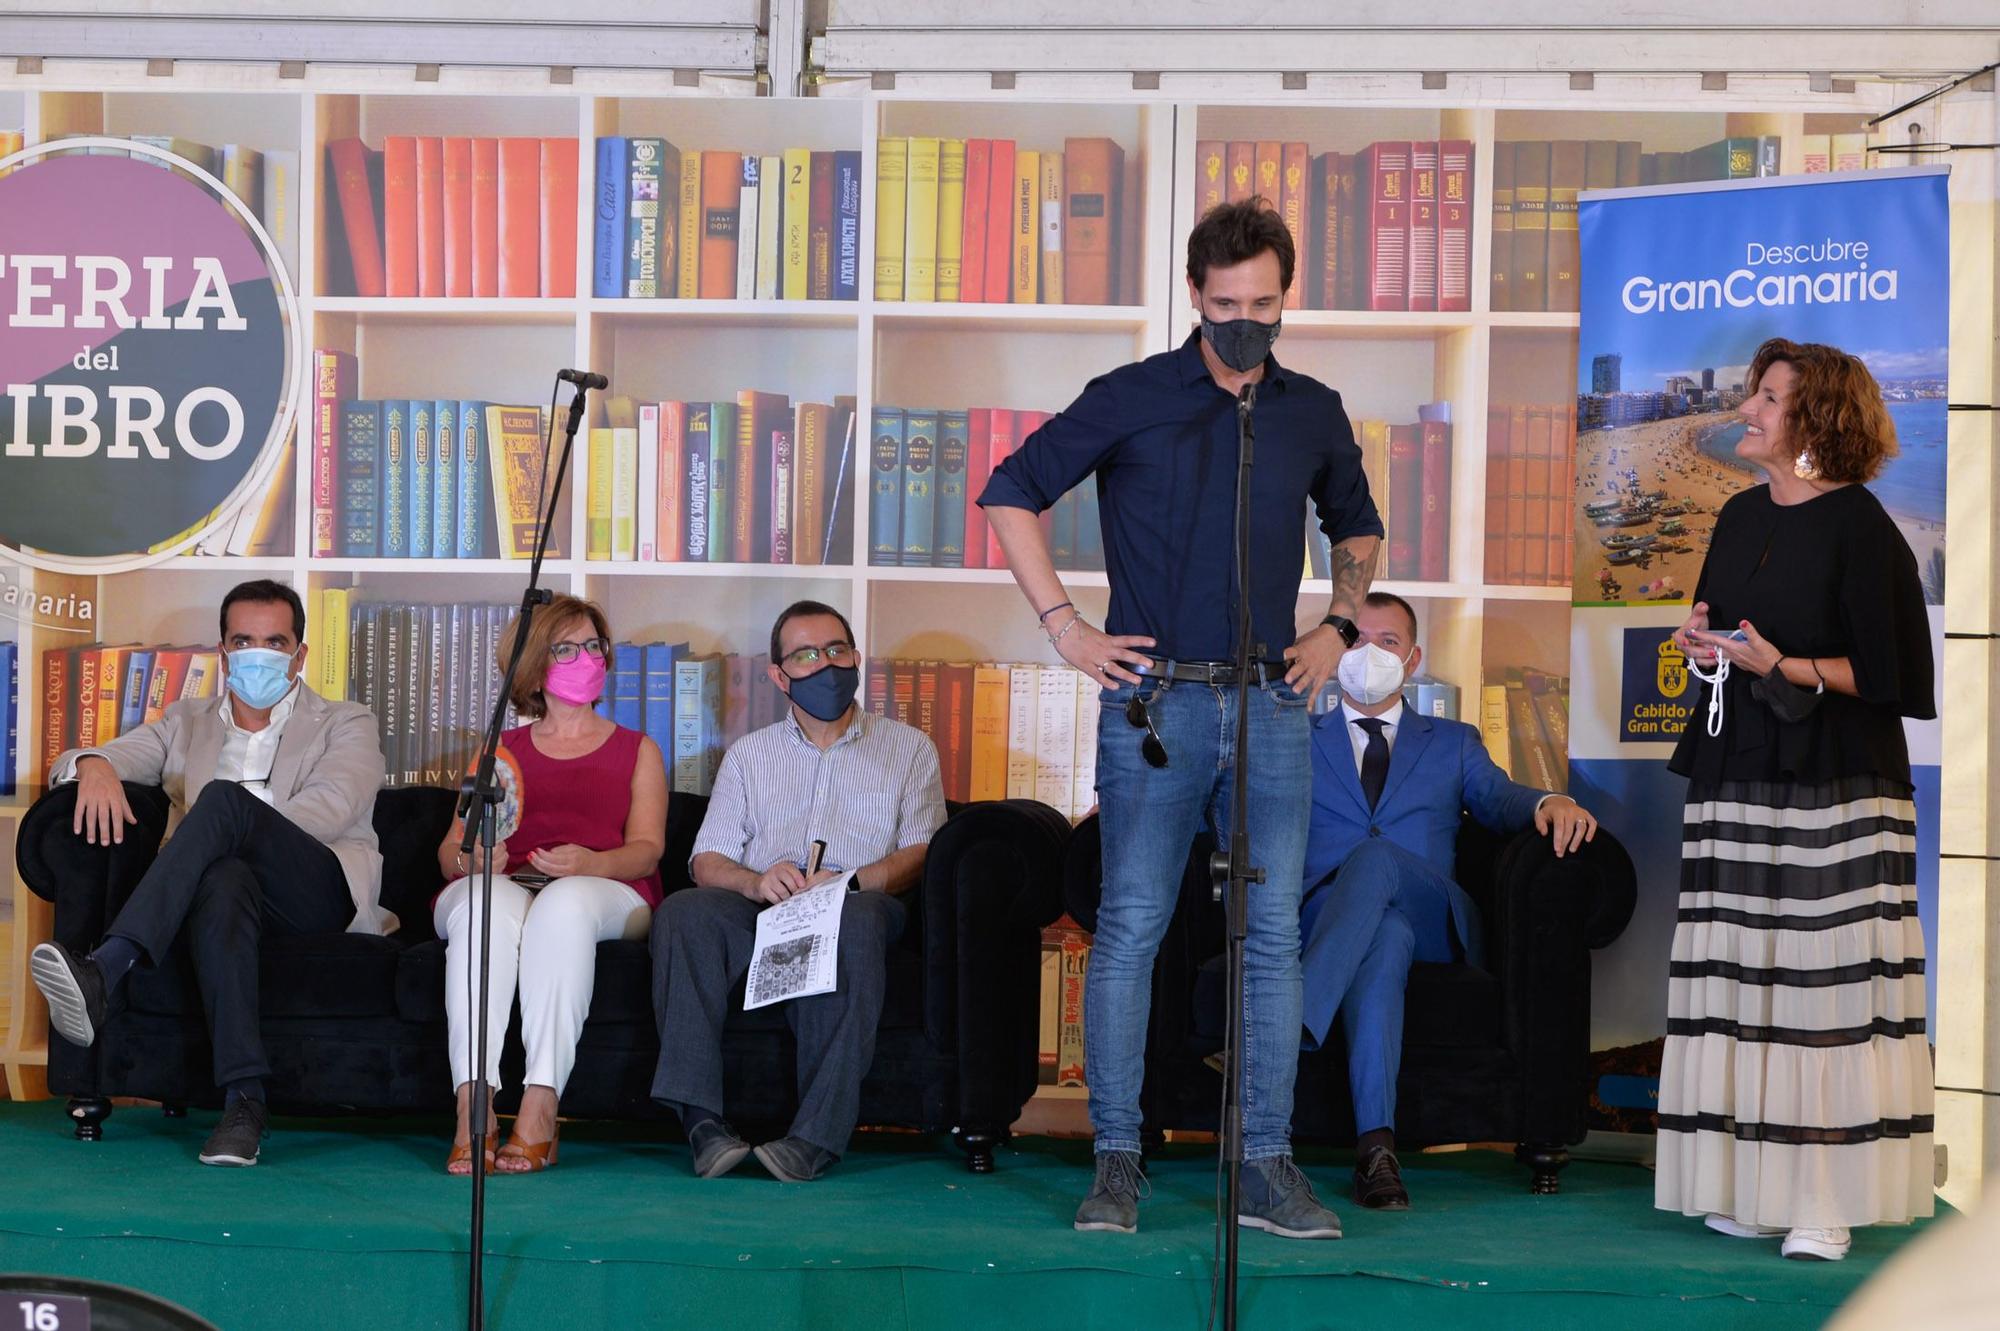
[215,679,302,806]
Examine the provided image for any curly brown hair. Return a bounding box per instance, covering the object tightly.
[500,593,613,719]
[1746,338,1899,483]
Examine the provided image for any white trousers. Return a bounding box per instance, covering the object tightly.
[434,874,650,1095]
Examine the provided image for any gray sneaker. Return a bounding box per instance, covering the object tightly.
[1074,1149,1149,1233]
[1237,1155,1343,1239]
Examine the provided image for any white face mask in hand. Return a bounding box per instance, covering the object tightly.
[1337,642,1412,707]
[1686,653,1729,737]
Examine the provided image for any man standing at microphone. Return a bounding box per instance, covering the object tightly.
[979,199,1382,1238]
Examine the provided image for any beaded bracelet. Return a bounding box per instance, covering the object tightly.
[1048,613,1083,647]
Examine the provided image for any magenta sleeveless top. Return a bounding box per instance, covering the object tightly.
[505,723,662,907]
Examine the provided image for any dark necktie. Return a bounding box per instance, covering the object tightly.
[1356,717,1390,810]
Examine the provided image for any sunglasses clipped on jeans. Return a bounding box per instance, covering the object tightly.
[1126,690,1169,768]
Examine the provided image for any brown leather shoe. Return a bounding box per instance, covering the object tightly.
[1352,1145,1409,1210]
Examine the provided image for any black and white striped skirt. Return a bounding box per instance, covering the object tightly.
[1655,774,1935,1229]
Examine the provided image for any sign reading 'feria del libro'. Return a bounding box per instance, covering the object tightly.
[0,137,302,573]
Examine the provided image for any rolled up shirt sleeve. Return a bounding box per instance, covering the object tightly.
[896,735,948,850]
[1310,396,1385,544]
[689,746,753,868]
[976,372,1128,515]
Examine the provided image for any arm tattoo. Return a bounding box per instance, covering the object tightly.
[1327,535,1379,619]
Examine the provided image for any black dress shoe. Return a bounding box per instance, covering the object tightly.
[688,1119,752,1179]
[199,1098,268,1167]
[29,941,108,1048]
[1352,1145,1410,1210]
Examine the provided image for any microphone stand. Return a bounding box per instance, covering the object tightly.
[456,374,593,1331]
[1209,379,1262,1331]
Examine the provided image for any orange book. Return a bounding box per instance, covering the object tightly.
[1194,139,1226,220]
[382,135,419,298]
[1505,405,1530,583]
[982,140,1016,304]
[960,139,991,303]
[1225,142,1253,203]
[1524,406,1553,584]
[1062,137,1125,307]
[471,138,500,298]
[1484,404,1509,582]
[793,401,833,566]
[540,137,579,298]
[1279,141,1309,309]
[415,136,445,297]
[497,137,541,298]
[325,138,385,297]
[1253,141,1281,209]
[442,137,474,297]
[698,150,742,300]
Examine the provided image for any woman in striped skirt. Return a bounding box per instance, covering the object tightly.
[1656,338,1936,1262]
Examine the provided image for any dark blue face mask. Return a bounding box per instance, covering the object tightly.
[785,663,860,722]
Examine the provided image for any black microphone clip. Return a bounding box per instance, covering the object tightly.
[557,369,609,390]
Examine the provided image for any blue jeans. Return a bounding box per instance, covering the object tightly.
[1086,672,1312,1162]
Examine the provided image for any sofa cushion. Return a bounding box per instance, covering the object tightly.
[127,932,410,1021]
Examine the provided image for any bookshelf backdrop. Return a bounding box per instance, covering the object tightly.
[0,73,1894,1102]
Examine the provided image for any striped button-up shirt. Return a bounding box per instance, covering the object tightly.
[691,707,946,879]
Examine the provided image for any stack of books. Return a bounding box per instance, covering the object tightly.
[36,643,222,784]
[1192,139,1476,312]
[597,645,812,796]
[874,136,1134,305]
[594,140,863,301]
[1480,668,1570,794]
[1483,403,1579,588]
[324,136,579,298]
[1308,405,1453,584]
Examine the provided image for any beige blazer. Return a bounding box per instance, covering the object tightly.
[54,685,394,934]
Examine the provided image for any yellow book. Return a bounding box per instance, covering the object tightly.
[970,663,1011,801]
[783,146,812,301]
[1480,683,1512,773]
[1038,150,1064,305]
[903,137,941,302]
[873,137,908,300]
[96,647,129,746]
[936,138,967,301]
[485,405,553,559]
[611,425,639,561]
[320,587,352,700]
[676,152,702,298]
[0,130,23,178]
[1012,149,1040,304]
[586,426,615,559]
[1359,418,1390,541]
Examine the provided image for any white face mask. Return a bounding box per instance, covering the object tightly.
[1337,641,1413,707]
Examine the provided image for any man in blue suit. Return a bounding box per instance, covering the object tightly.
[1301,592,1598,1210]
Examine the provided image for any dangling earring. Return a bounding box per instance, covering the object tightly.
[1792,449,1818,480]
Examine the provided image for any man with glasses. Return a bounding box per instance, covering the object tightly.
[29,580,388,1167]
[980,199,1382,1237]
[649,600,946,1181]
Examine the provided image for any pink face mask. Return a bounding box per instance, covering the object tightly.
[543,654,607,706]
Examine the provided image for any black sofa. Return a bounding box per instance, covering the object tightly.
[16,782,1071,1171]
[1062,813,1637,1192]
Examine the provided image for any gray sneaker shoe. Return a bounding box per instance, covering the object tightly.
[687,1119,752,1179]
[1074,1149,1149,1234]
[1237,1155,1343,1239]
[198,1097,268,1167]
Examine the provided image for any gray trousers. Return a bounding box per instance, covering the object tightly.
[649,885,906,1156]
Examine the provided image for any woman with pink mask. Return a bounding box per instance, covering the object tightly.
[434,595,668,1175]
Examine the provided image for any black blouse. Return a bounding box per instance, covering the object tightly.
[1668,483,1935,786]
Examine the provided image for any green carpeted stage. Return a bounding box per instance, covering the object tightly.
[0,1102,1936,1329]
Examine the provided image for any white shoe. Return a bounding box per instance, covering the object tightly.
[1705,1213,1786,1239]
[1782,1227,1851,1261]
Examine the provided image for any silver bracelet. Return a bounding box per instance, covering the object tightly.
[1047,612,1083,648]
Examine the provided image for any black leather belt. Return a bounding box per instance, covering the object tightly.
[1144,657,1289,686]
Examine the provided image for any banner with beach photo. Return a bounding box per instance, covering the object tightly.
[1565,167,1949,1128]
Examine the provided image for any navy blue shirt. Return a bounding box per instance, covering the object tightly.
[977,329,1382,661]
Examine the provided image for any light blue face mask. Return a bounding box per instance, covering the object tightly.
[225,647,298,710]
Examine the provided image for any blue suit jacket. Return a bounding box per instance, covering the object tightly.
[1302,707,1549,968]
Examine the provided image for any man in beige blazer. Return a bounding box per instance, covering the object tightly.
[29,580,386,1167]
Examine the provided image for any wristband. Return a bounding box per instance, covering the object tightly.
[1811,658,1827,694]
[1037,600,1074,623]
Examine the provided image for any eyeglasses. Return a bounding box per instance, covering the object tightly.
[549,638,610,664]
[1125,693,1169,768]
[782,641,857,673]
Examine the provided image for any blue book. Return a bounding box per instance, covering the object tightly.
[381,399,410,558]
[684,403,711,561]
[640,641,687,762]
[868,407,905,566]
[1076,478,1104,570]
[338,399,383,557]
[593,136,630,299]
[625,137,668,298]
[605,642,644,730]
[671,653,724,795]
[706,400,737,563]
[456,400,488,558]
[899,408,938,568]
[431,400,456,560]
[409,399,434,558]
[833,149,862,302]
[119,650,153,736]
[1,642,17,796]
[934,409,969,568]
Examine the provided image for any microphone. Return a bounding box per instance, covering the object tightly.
[557,369,608,390]
[1238,381,1256,412]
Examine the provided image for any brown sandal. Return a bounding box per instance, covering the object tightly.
[497,1121,560,1173]
[447,1126,500,1176]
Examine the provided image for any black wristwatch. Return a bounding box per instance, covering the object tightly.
[1322,614,1359,647]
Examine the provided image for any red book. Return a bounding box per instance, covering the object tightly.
[1385,422,1423,579]
[914,662,941,742]
[1505,405,1530,583]
[73,647,101,756]
[1335,155,1361,309]
[498,138,541,298]
[541,137,579,298]
[697,150,741,301]
[1418,416,1451,582]
[1194,140,1226,220]
[1279,141,1309,309]
[1438,139,1473,313]
[471,138,500,297]
[324,139,385,298]
[983,408,1017,567]
[960,139,991,303]
[983,140,1015,304]
[1357,142,1411,311]
[963,406,992,569]
[143,648,193,726]
[658,401,685,562]
[415,136,445,297]
[1406,141,1439,312]
[940,662,974,803]
[1061,137,1125,307]
[891,662,917,728]
[866,659,891,717]
[1225,141,1254,203]
[442,137,474,298]
[809,151,836,301]
[311,347,356,558]
[40,648,70,784]
[1484,403,1509,582]
[381,135,418,298]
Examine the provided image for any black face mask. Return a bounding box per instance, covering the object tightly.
[1200,314,1282,373]
[785,663,860,723]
